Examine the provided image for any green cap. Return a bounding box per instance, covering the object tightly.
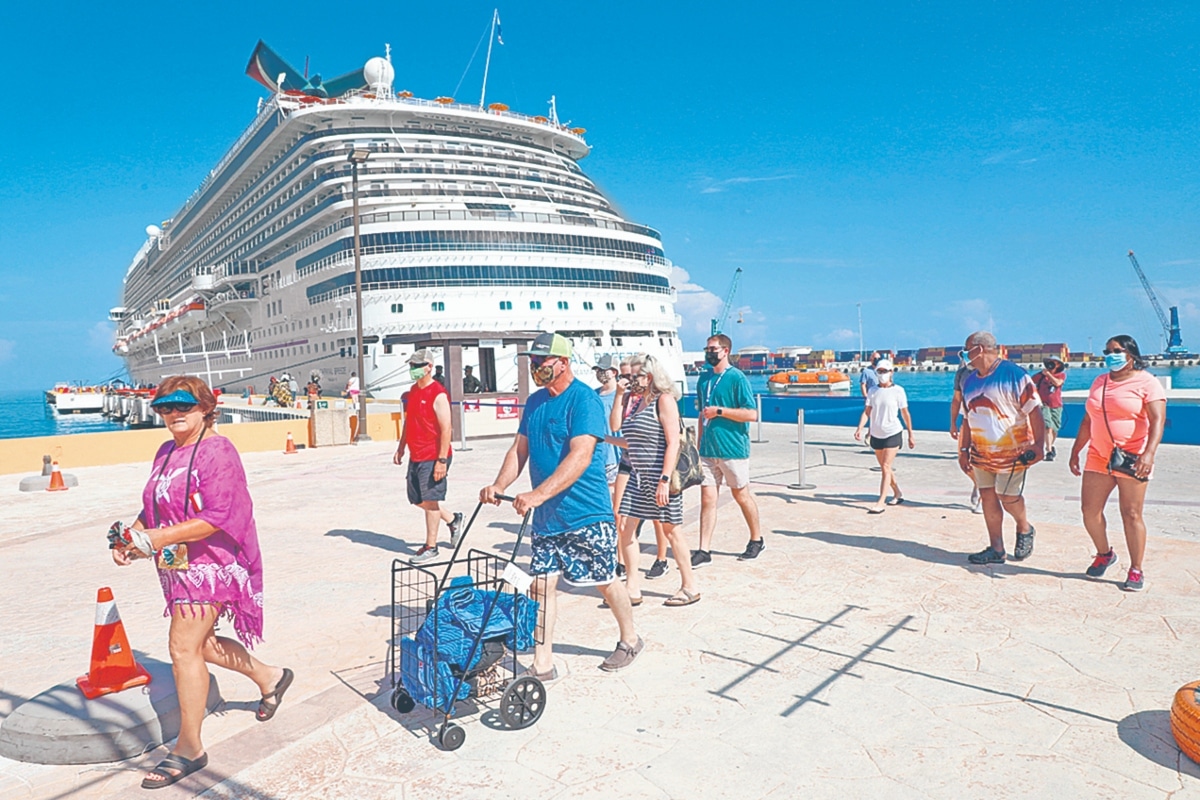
[520,332,573,358]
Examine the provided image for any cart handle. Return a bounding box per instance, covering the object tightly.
[494,493,516,503]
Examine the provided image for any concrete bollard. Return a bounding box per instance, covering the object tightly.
[752,394,768,443]
[788,409,815,490]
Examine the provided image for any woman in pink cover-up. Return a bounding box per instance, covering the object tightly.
[111,375,293,790]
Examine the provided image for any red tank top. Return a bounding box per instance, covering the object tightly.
[403,380,451,462]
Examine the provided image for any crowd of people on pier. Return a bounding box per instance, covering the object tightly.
[104,324,1167,788]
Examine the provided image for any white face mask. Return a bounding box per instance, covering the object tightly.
[877,371,893,385]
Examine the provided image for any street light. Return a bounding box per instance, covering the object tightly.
[348,146,371,441]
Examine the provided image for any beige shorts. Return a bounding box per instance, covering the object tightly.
[701,457,751,490]
[972,467,1027,497]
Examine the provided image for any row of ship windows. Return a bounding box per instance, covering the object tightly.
[390,301,653,313]
[252,332,677,363]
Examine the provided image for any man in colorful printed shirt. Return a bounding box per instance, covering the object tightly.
[957,331,1045,564]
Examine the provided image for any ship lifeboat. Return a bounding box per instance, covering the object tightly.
[435,96,455,104]
[533,115,548,123]
[398,90,413,98]
[767,369,851,394]
[488,103,509,112]
[570,127,587,135]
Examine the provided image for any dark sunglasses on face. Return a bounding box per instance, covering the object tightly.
[1103,347,1125,355]
[156,403,198,415]
[704,347,723,353]
[530,355,557,367]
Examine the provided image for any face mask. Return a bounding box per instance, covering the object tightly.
[409,366,427,381]
[1105,352,1128,371]
[877,372,893,385]
[704,350,722,366]
[532,360,558,387]
[959,349,973,364]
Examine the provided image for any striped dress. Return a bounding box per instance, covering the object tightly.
[618,395,683,524]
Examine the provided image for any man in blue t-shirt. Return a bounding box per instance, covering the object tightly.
[693,333,763,567]
[482,333,643,678]
[860,351,881,398]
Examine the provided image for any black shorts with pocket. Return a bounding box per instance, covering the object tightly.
[869,432,904,451]
[407,457,450,504]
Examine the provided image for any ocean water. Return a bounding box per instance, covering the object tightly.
[0,391,126,440]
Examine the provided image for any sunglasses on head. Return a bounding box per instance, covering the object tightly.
[155,403,197,415]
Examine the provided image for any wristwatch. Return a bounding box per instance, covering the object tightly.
[716,408,724,416]
[437,457,449,464]
[659,475,671,483]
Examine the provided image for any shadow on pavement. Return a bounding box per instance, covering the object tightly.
[757,489,966,512]
[325,528,414,554]
[1118,710,1200,777]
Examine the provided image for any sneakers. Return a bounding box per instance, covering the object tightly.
[646,559,669,579]
[1122,568,1145,592]
[968,547,1006,564]
[1086,549,1117,578]
[448,512,465,548]
[410,545,439,565]
[1045,447,1057,462]
[599,636,644,672]
[690,550,712,569]
[1012,526,1036,561]
[738,539,765,561]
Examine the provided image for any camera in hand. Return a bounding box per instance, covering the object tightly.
[1016,449,1038,466]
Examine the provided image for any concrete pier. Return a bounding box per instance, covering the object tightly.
[1,424,1199,797]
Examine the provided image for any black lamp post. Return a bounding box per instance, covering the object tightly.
[348,146,371,441]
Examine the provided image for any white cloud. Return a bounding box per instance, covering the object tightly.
[88,321,113,352]
[944,299,995,335]
[814,327,858,347]
[0,339,13,363]
[670,267,766,348]
[698,174,797,194]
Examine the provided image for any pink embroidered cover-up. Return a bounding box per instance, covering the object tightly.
[139,434,264,647]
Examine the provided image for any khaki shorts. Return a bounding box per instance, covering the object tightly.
[973,467,1027,497]
[701,457,751,490]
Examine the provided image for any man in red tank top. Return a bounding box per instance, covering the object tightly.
[394,350,462,564]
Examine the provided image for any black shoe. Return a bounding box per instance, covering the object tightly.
[690,550,712,569]
[616,563,626,578]
[738,539,765,561]
[1012,526,1036,561]
[967,547,1006,565]
[1044,450,1055,462]
[646,559,669,579]
[448,512,465,548]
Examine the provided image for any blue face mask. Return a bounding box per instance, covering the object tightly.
[1105,352,1128,371]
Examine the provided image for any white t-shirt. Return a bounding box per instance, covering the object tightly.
[866,384,908,438]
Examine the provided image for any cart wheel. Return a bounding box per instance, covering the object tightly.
[439,722,466,751]
[391,688,415,714]
[499,676,546,730]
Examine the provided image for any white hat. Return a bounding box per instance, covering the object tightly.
[875,359,894,372]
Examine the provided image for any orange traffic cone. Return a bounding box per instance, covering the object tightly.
[46,461,68,492]
[76,587,151,699]
[284,432,297,454]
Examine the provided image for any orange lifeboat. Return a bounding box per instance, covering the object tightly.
[533,115,548,123]
[434,96,455,104]
[767,369,851,394]
[570,127,587,135]
[398,90,413,98]
[488,103,509,111]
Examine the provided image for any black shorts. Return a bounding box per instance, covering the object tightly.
[870,432,904,451]
[407,458,450,504]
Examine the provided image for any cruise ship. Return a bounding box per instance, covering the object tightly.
[111,41,685,398]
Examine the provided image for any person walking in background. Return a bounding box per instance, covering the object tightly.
[854,359,915,513]
[957,331,1045,564]
[462,365,482,394]
[285,373,299,403]
[1033,357,1067,461]
[344,372,359,400]
[694,333,763,565]
[594,355,622,488]
[860,351,881,398]
[433,365,447,387]
[950,360,982,513]
[109,376,292,789]
[394,350,463,564]
[481,333,643,676]
[613,354,699,607]
[1068,335,1166,591]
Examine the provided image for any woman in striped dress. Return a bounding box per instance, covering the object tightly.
[615,355,700,607]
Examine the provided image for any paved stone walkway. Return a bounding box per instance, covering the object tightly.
[2,423,1199,798]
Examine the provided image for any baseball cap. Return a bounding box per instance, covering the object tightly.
[520,332,572,358]
[875,359,894,372]
[595,354,618,371]
[408,349,433,365]
[150,389,199,407]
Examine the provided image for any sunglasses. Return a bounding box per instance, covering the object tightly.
[530,355,558,367]
[704,347,724,353]
[877,368,892,374]
[155,403,198,415]
[1102,347,1125,355]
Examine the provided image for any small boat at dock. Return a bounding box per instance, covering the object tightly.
[44,384,106,414]
[767,369,851,394]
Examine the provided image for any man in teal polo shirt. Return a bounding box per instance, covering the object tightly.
[693,333,763,566]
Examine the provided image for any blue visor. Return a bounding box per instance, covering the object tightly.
[150,389,199,407]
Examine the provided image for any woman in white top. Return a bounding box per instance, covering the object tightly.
[853,359,916,513]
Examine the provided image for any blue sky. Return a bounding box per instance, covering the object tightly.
[2,1,1199,390]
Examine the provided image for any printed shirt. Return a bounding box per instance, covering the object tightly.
[962,359,1042,472]
[1085,371,1166,458]
[596,388,620,468]
[696,366,755,460]
[138,435,264,648]
[1032,370,1066,409]
[403,380,452,462]
[518,379,613,535]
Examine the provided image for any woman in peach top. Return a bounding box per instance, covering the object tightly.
[1068,335,1166,591]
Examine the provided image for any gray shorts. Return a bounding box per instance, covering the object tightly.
[407,458,450,505]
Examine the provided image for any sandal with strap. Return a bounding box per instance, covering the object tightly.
[256,667,294,722]
[141,752,208,789]
[664,588,701,607]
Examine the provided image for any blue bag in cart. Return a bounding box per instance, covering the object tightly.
[399,636,467,714]
[415,587,539,672]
